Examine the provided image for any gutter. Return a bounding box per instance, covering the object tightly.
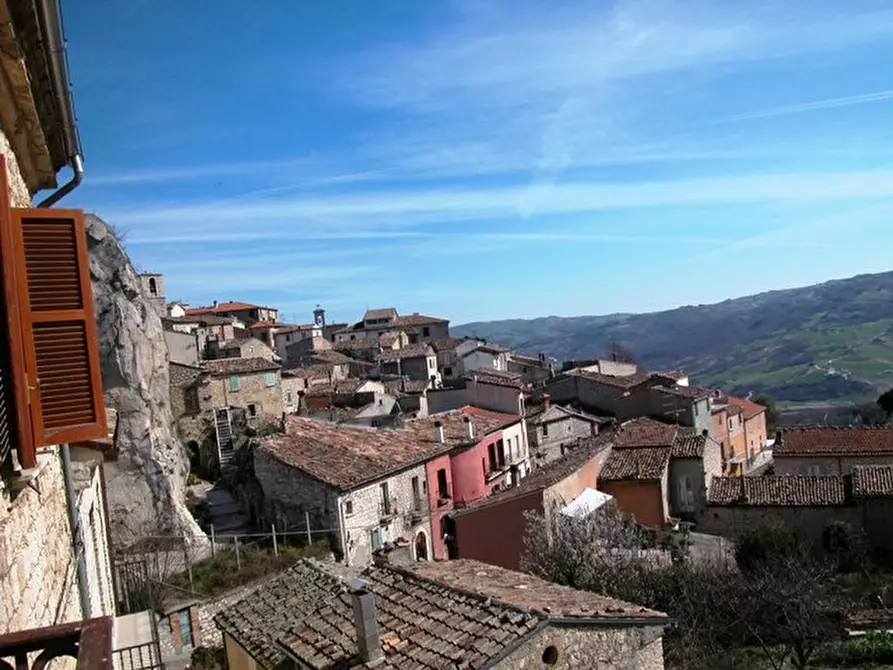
[35,0,83,206]
[61,443,92,618]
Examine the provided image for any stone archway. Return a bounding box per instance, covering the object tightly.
[414,530,429,561]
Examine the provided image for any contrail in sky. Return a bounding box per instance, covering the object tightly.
[724,88,893,122]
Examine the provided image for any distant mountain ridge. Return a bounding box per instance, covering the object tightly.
[453,271,893,404]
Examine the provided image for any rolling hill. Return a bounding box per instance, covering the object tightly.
[453,271,893,405]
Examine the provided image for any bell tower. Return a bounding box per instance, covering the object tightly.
[313,304,326,327]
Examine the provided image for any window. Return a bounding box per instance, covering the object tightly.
[178,609,194,648]
[806,464,821,476]
[247,404,257,417]
[542,423,549,437]
[728,419,733,430]
[0,204,107,467]
[488,443,498,471]
[422,326,430,337]
[428,357,434,369]
[148,277,157,296]
[344,500,353,516]
[411,476,421,509]
[492,358,499,369]
[436,468,449,498]
[444,367,453,376]
[264,372,276,387]
[370,527,382,551]
[229,376,240,392]
[380,481,390,514]
[286,391,293,403]
[350,335,356,340]
[286,334,291,342]
[497,439,506,468]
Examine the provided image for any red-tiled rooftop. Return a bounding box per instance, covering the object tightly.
[408,559,667,619]
[615,417,678,448]
[599,447,671,481]
[186,301,272,315]
[776,426,893,457]
[852,466,893,498]
[259,407,520,490]
[708,475,847,506]
[725,396,766,420]
[202,357,280,375]
[570,368,653,389]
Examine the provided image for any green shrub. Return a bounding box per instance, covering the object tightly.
[813,632,893,668]
[823,521,868,572]
[190,645,225,669]
[736,525,807,573]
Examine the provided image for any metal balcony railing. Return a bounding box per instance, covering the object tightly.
[379,497,400,518]
[0,616,113,669]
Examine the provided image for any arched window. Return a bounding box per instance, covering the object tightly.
[148,277,157,296]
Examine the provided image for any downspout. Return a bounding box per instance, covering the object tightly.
[35,0,84,207]
[61,443,92,618]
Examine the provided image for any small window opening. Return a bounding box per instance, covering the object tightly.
[542,646,559,665]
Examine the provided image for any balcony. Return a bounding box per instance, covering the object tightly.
[379,497,400,519]
[404,498,429,525]
[0,617,113,669]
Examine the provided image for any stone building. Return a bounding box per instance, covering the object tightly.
[138,272,166,318]
[186,301,279,326]
[333,307,450,343]
[255,417,445,566]
[773,426,893,476]
[202,358,284,421]
[507,351,553,384]
[213,558,669,670]
[526,398,608,466]
[207,336,277,362]
[378,343,439,383]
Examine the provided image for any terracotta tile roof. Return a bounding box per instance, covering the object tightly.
[281,364,334,379]
[276,323,319,335]
[259,407,519,490]
[248,320,277,330]
[599,447,671,481]
[379,343,434,362]
[430,337,464,352]
[725,396,766,420]
[651,384,711,399]
[202,357,280,376]
[164,314,233,327]
[363,307,398,321]
[408,559,667,620]
[459,434,613,512]
[615,417,678,448]
[527,404,608,426]
[672,433,708,459]
[214,561,346,668]
[707,476,847,506]
[776,427,893,457]
[220,559,666,670]
[656,370,687,381]
[467,368,524,388]
[852,466,893,498]
[572,369,653,389]
[392,313,448,326]
[169,363,206,387]
[383,378,430,395]
[378,331,404,347]
[333,339,380,351]
[186,301,273,315]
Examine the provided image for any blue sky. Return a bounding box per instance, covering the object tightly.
[54,0,893,325]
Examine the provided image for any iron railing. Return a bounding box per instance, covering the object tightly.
[0,616,113,669]
[113,640,165,670]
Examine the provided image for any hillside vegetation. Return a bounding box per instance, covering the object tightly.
[453,271,893,404]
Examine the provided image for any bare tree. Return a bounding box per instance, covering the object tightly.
[737,542,846,670]
[607,342,636,364]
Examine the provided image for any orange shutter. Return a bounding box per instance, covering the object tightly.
[0,158,34,467]
[9,207,107,447]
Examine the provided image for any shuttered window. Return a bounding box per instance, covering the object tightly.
[3,205,107,455]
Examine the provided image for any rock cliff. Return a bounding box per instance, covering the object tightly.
[85,214,205,547]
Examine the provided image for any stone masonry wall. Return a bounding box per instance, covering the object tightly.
[207,371,284,421]
[774,454,893,476]
[339,463,432,567]
[0,450,81,634]
[496,624,665,670]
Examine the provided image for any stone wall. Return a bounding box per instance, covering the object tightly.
[339,463,432,567]
[164,330,200,366]
[774,454,893,476]
[697,504,862,543]
[0,451,80,634]
[207,370,284,421]
[530,414,596,466]
[496,623,665,670]
[0,126,32,207]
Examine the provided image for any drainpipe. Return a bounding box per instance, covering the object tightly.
[61,443,92,618]
[35,0,84,207]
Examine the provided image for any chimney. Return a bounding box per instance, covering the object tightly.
[348,579,383,665]
[542,393,551,411]
[464,415,474,440]
[434,421,444,443]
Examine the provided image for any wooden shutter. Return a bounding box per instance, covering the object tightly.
[0,158,33,467]
[8,207,107,447]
